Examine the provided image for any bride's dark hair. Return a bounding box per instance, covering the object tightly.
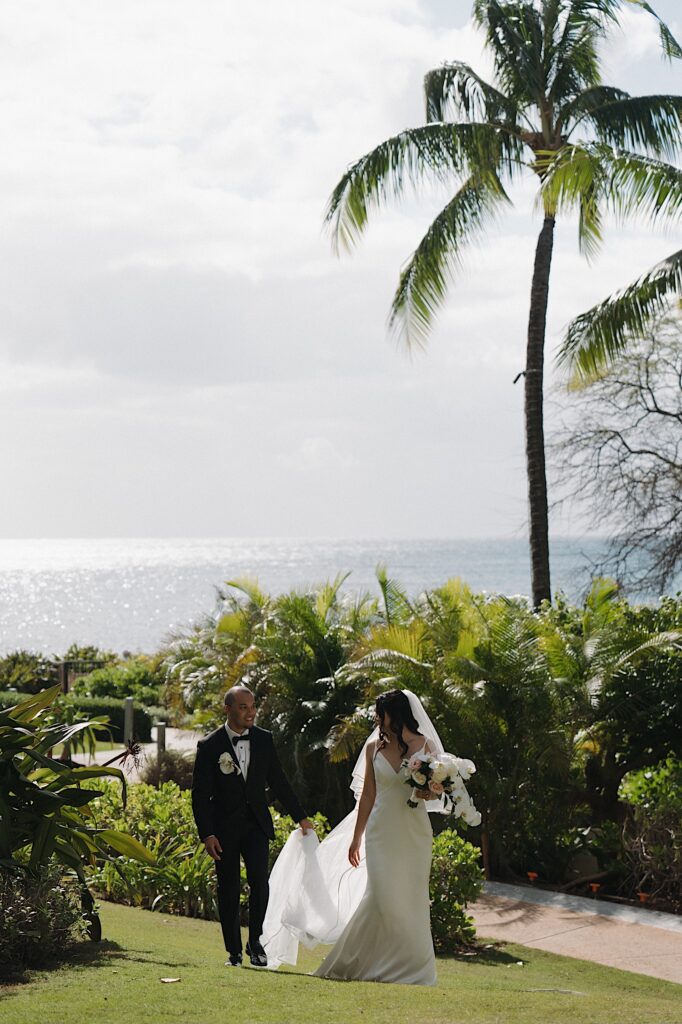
[375,689,421,758]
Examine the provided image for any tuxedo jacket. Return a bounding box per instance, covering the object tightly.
[191,723,306,842]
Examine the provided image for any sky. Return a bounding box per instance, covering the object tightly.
[0,0,679,540]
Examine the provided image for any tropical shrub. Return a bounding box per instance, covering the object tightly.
[63,695,162,743]
[160,572,681,882]
[0,650,55,694]
[0,863,88,972]
[165,576,378,824]
[140,749,195,790]
[89,780,330,919]
[542,586,682,823]
[0,687,155,939]
[71,656,166,707]
[620,757,682,911]
[429,829,484,952]
[0,691,160,743]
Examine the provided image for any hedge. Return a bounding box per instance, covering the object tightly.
[0,690,164,743]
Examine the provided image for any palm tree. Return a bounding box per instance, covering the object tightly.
[325,0,681,607]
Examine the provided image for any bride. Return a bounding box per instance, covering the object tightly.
[261,689,449,986]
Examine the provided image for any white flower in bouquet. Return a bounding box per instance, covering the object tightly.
[430,761,448,783]
[463,806,482,826]
[452,757,476,780]
[412,770,427,786]
[218,752,239,775]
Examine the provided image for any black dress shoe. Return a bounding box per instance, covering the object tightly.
[246,942,267,967]
[225,953,242,967]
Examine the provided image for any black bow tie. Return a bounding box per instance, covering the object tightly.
[232,733,250,743]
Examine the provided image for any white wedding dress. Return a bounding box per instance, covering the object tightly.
[312,743,436,985]
[261,691,443,987]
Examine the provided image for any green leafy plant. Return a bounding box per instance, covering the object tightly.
[619,757,682,910]
[0,862,88,971]
[429,829,484,951]
[89,780,329,920]
[71,657,166,707]
[0,686,155,938]
[0,650,56,694]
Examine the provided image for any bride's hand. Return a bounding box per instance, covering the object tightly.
[348,838,361,867]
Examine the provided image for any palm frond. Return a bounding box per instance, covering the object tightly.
[559,248,682,376]
[389,172,511,348]
[541,144,682,233]
[587,629,681,696]
[326,710,373,764]
[224,576,269,610]
[573,94,682,159]
[423,61,520,127]
[557,84,629,130]
[314,572,352,623]
[375,564,413,625]
[624,0,682,59]
[546,0,618,101]
[325,122,519,252]
[473,0,548,104]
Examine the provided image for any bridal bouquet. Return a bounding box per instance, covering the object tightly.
[401,751,481,826]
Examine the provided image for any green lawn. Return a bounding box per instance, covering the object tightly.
[1,901,680,1024]
[52,740,119,756]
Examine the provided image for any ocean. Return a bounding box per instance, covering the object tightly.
[0,536,667,656]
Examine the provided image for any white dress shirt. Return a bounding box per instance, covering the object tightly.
[225,722,250,780]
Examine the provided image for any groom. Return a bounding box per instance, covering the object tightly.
[191,685,313,967]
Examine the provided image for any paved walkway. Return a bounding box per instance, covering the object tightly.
[471,882,682,984]
[88,726,202,782]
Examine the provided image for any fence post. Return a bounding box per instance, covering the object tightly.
[156,720,166,756]
[123,697,134,746]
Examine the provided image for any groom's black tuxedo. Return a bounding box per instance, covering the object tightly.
[191,723,306,956]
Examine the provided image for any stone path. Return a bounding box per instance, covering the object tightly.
[471,882,682,985]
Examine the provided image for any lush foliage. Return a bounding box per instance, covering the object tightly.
[165,572,680,895]
[140,749,195,790]
[165,575,376,823]
[71,655,166,707]
[0,651,55,695]
[88,779,481,950]
[88,780,330,920]
[429,828,484,950]
[0,645,116,696]
[0,685,155,942]
[0,862,88,971]
[619,757,682,911]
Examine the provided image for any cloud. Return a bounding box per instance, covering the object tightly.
[0,1,678,539]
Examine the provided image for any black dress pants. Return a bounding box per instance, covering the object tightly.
[215,809,270,955]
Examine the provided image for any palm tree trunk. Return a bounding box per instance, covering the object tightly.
[525,215,555,607]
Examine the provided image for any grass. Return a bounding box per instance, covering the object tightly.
[1,901,680,1024]
[52,740,119,756]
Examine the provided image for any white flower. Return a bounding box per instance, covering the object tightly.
[430,762,448,783]
[412,771,427,786]
[463,807,482,827]
[219,752,239,775]
[453,757,476,780]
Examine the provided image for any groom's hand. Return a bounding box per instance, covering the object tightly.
[299,818,315,835]
[204,835,223,861]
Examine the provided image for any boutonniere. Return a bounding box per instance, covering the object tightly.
[218,752,240,775]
